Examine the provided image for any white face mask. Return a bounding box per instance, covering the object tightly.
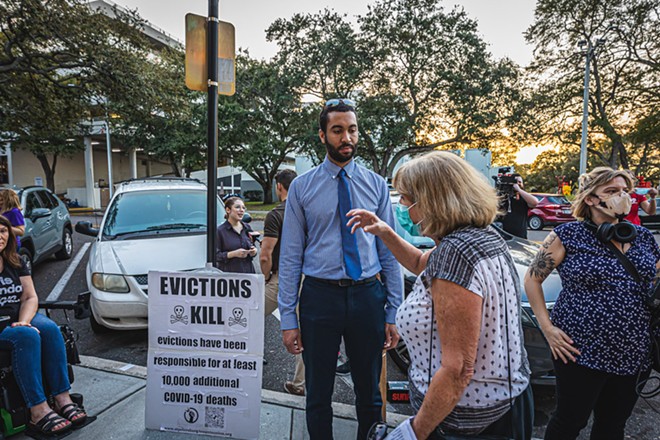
[596,191,632,219]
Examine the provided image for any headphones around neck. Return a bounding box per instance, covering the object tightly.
[583,218,638,244]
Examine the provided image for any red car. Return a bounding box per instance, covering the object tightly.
[528,193,575,230]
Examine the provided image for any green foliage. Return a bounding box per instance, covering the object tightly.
[524,0,660,176]
[218,53,315,203]
[0,0,157,190]
[267,0,524,176]
[113,48,207,177]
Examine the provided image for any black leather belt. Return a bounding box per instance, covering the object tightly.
[307,275,378,287]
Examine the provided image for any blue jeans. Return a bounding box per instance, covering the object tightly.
[299,277,386,440]
[0,313,71,408]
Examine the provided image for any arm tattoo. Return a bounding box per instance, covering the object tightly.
[542,232,557,249]
[529,249,556,280]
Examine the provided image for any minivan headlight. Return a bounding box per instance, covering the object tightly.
[92,273,130,293]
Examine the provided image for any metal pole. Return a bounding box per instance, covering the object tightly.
[579,47,591,177]
[207,0,219,265]
[104,121,114,200]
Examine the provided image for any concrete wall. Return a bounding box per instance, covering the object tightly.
[8,148,172,195]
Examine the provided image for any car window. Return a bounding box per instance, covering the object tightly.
[547,196,569,205]
[43,191,61,209]
[102,190,223,237]
[36,190,58,209]
[24,192,43,217]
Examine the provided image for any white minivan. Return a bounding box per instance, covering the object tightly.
[75,178,227,332]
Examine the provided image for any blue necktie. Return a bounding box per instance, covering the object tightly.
[337,169,362,280]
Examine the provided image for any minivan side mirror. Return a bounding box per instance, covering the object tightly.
[30,207,51,220]
[75,221,100,237]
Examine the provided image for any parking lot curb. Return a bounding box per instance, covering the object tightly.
[77,355,411,426]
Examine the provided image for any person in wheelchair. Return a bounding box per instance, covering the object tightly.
[0,215,87,435]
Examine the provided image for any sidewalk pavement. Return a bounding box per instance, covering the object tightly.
[13,356,408,440]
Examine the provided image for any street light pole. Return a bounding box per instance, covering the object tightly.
[103,120,114,200]
[579,41,591,177]
[206,0,219,266]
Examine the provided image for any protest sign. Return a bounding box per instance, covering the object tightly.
[145,270,264,439]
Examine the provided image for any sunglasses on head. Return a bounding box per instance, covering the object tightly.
[324,98,356,109]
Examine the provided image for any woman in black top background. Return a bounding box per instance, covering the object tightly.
[0,215,87,435]
[216,196,257,273]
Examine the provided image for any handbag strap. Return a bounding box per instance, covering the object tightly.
[428,258,514,433]
[603,240,642,284]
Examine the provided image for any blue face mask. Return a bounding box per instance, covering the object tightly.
[395,202,422,236]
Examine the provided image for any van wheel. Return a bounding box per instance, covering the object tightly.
[90,313,110,334]
[19,248,33,272]
[55,229,74,260]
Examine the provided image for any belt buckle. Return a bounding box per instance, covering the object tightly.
[338,279,353,287]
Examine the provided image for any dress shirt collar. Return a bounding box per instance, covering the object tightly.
[322,156,357,179]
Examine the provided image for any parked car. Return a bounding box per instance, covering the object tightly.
[388,193,558,385]
[11,187,74,271]
[527,193,574,230]
[640,197,660,229]
[75,177,250,333]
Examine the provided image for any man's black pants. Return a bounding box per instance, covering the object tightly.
[544,359,646,440]
[299,277,386,440]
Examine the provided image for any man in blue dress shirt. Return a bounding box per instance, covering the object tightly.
[278,99,403,440]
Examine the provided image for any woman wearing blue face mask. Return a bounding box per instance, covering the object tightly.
[349,151,533,439]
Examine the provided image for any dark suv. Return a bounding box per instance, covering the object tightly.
[14,187,74,270]
[528,193,574,230]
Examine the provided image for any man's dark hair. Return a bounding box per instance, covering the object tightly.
[319,103,357,133]
[275,169,297,191]
[512,173,522,179]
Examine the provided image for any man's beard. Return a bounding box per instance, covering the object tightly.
[326,140,357,164]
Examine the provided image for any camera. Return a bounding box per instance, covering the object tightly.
[493,167,518,213]
[492,167,517,195]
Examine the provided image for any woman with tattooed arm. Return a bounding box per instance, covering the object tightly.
[524,167,660,440]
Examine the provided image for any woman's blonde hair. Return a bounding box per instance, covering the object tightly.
[392,151,500,239]
[572,167,634,221]
[0,190,21,211]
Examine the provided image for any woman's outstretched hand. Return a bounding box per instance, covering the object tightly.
[346,209,391,237]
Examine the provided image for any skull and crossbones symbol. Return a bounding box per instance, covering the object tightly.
[170,305,189,324]
[228,307,247,327]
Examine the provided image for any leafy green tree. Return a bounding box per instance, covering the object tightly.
[113,48,207,177]
[0,0,158,190]
[524,0,660,171]
[267,0,524,177]
[218,54,315,203]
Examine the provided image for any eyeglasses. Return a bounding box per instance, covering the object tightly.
[324,98,356,109]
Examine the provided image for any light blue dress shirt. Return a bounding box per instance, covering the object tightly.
[278,157,403,330]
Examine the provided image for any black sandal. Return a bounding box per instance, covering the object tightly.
[29,410,72,435]
[57,402,87,426]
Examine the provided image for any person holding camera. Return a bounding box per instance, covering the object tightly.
[216,196,257,273]
[0,215,87,435]
[524,167,660,440]
[499,174,538,239]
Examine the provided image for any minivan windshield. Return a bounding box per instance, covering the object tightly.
[102,190,222,239]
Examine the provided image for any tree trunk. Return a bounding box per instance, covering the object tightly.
[35,152,57,192]
[262,181,273,204]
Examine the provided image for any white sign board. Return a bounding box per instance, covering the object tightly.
[145,270,264,439]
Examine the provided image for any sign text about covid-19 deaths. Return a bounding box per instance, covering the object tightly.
[145,271,264,439]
